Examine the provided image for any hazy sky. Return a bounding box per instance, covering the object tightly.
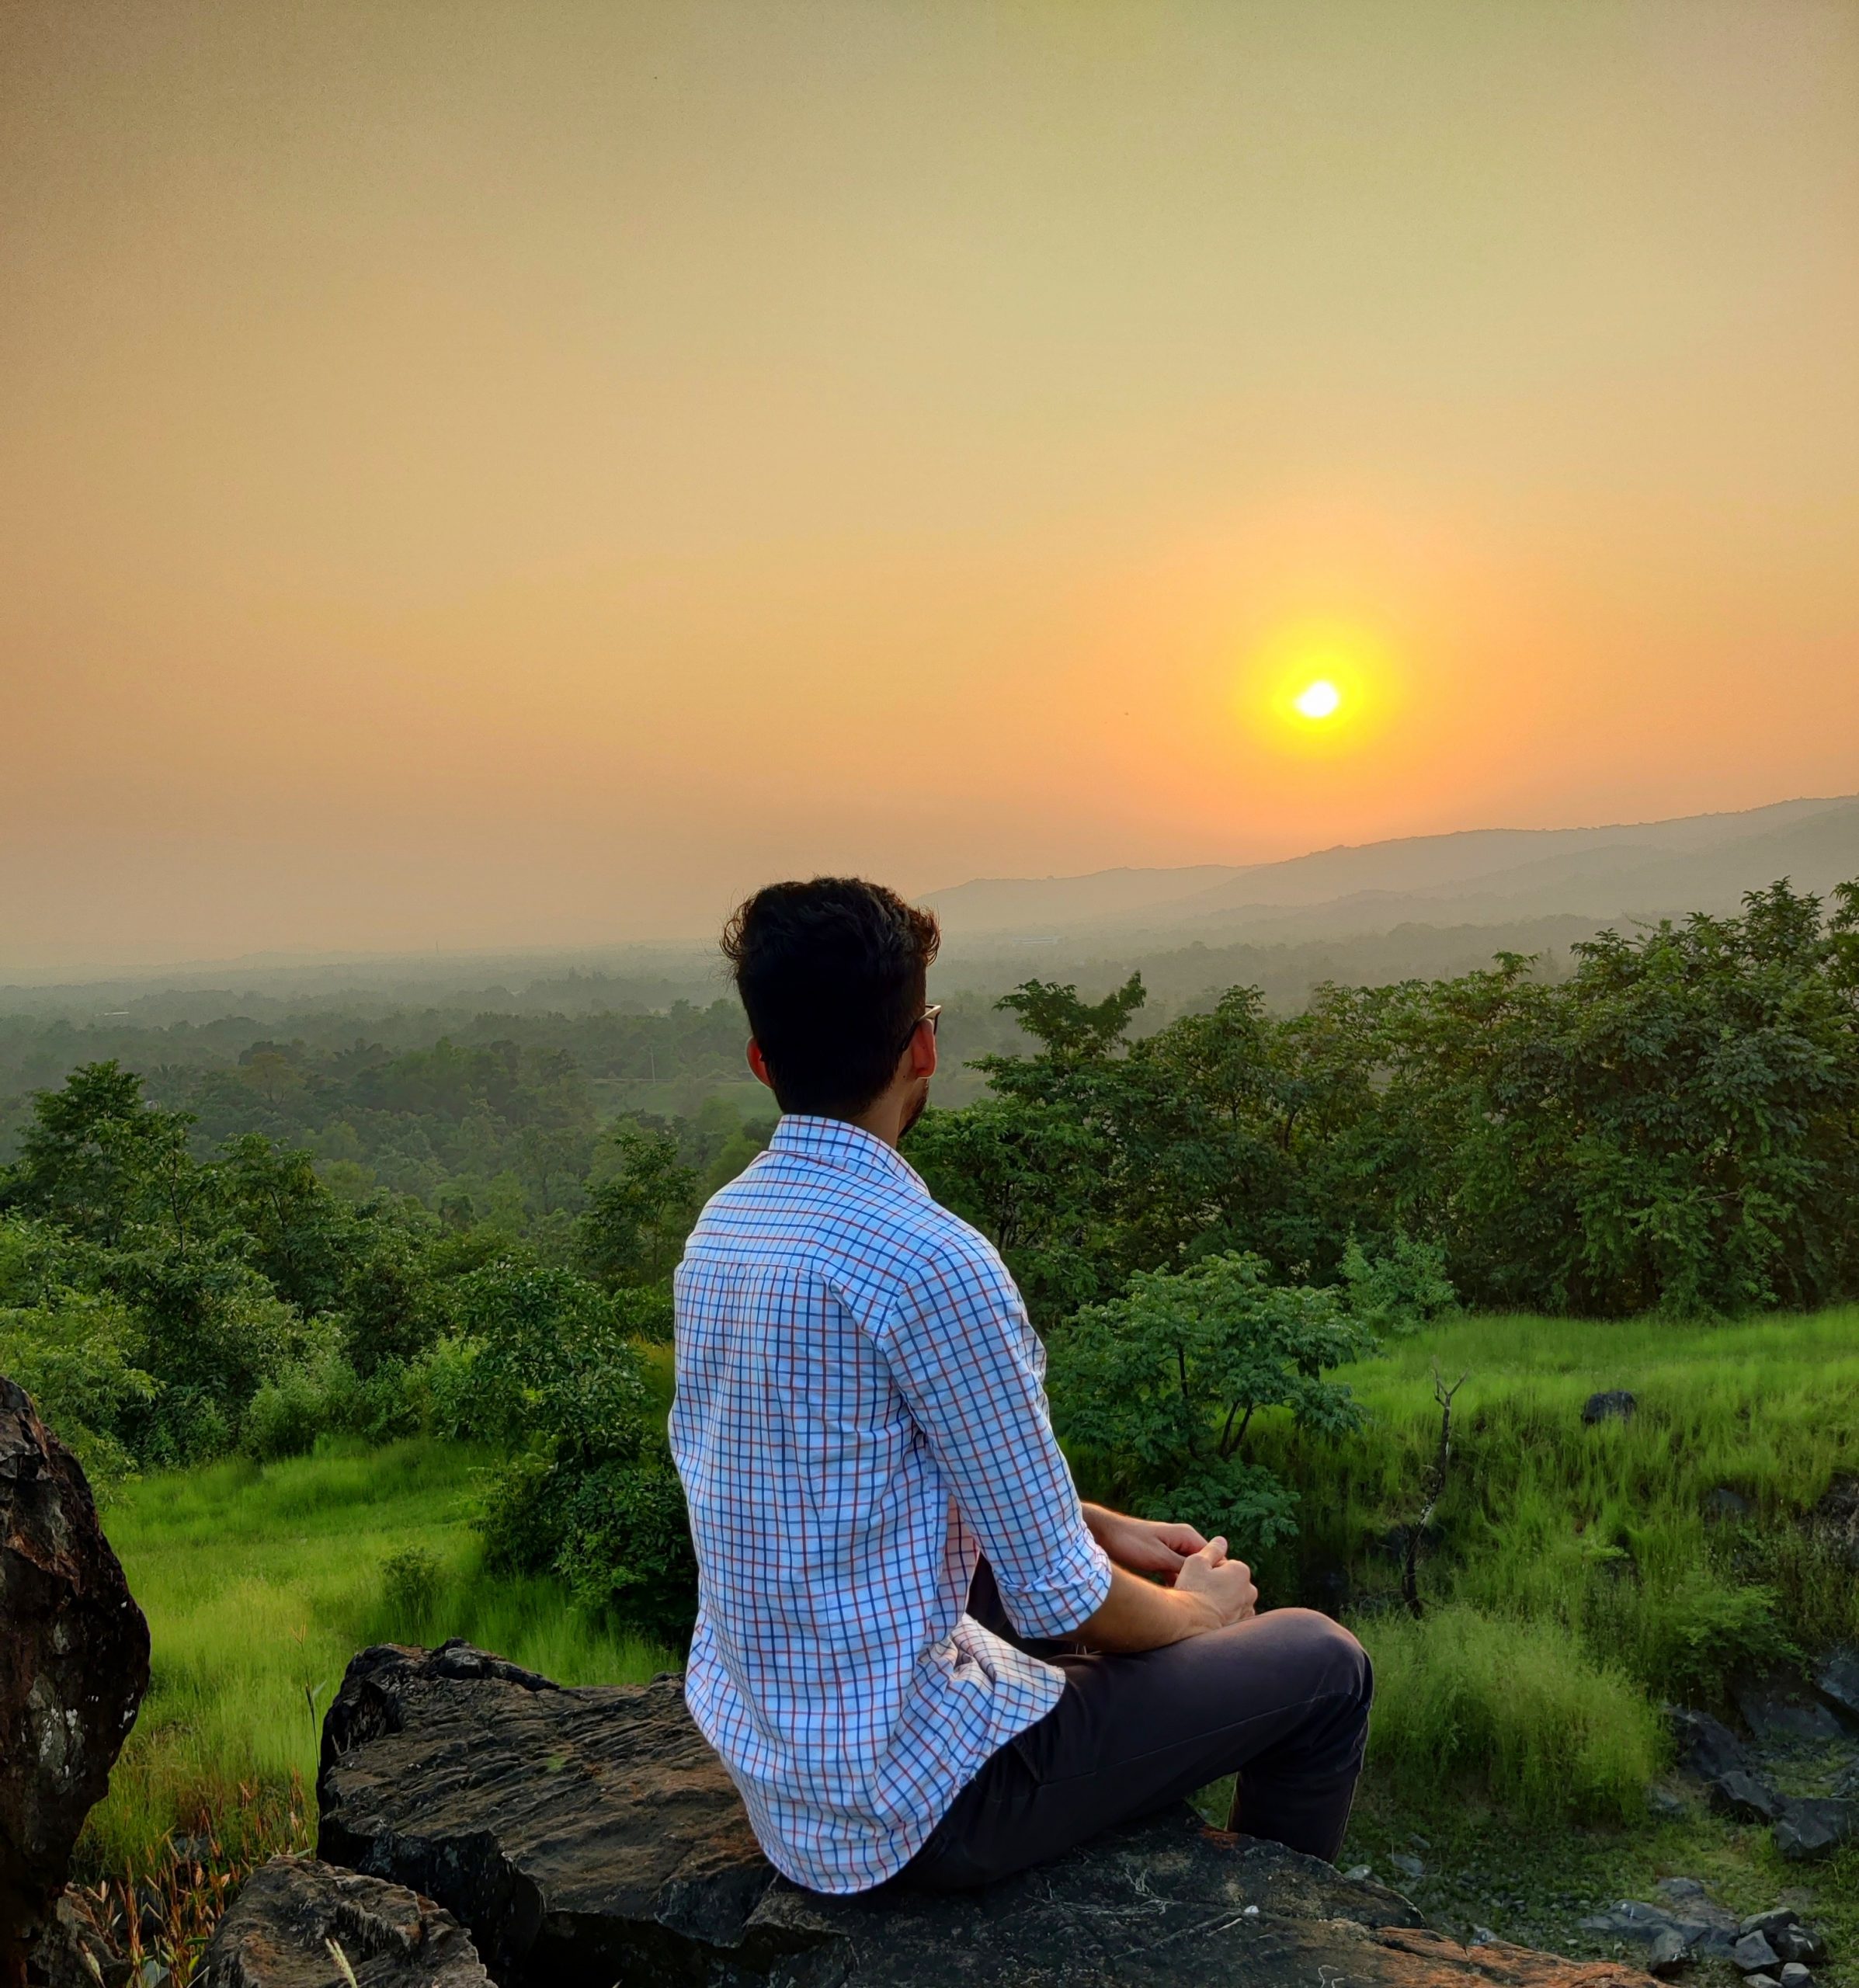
[5,1,1857,968]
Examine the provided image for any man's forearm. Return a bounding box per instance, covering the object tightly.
[1072,1562,1221,1653]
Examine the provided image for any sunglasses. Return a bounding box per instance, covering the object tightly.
[897,1003,943,1058]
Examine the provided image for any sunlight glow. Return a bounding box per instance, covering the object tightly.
[1235,619,1404,762]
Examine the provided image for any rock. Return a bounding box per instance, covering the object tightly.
[1647,1927,1690,1975]
[1733,1676,1847,1750]
[1777,1969,1812,1988]
[1809,1476,1859,1573]
[1733,1934,1781,1973]
[1704,1488,1753,1523]
[1745,1976,1778,1988]
[1737,1912,1799,1944]
[1666,1708,1750,1783]
[1582,1391,1636,1425]
[1774,1799,1856,1862]
[1654,1882,1736,1934]
[25,1886,130,1988]
[1814,1649,1859,1725]
[1470,1929,1497,1949]
[1775,1927,1827,1966]
[1389,1854,1426,1881]
[1645,1786,1688,1820]
[193,1855,490,1987]
[319,1641,1650,1988]
[1708,1771,1784,1824]
[1,1375,151,1978]
[1343,1865,1374,1882]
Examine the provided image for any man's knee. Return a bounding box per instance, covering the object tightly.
[1267,1607,1373,1712]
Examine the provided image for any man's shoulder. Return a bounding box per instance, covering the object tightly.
[686,1148,1005,1291]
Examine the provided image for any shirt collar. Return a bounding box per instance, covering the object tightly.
[769,1114,926,1192]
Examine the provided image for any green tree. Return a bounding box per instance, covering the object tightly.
[574,1124,697,1288]
[1048,1252,1376,1551]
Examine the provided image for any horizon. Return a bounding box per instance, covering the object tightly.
[5,1,1857,969]
[5,783,1853,988]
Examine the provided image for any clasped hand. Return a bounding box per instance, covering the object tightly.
[1082,1505,1257,1629]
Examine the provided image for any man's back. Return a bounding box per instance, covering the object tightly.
[670,1113,1110,1893]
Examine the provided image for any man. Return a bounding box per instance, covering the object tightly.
[670,877,1371,1896]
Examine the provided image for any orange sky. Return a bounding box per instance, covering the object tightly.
[4,1,1857,969]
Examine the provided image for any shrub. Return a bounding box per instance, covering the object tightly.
[0,1291,154,1486]
[380,1545,444,1632]
[1341,1232,1458,1336]
[556,1448,699,1646]
[1048,1253,1374,1553]
[1360,1604,1664,1823]
[241,1322,363,1461]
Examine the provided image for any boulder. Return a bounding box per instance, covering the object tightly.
[1814,1649,1859,1726]
[1581,1392,1636,1426]
[1666,1709,1750,1785]
[0,1377,150,1983]
[24,1887,128,1988]
[1708,1771,1784,1825]
[194,1855,492,1987]
[1809,1476,1859,1573]
[1774,1799,1855,1862]
[1733,1933,1781,1974]
[1732,1676,1847,1750]
[318,1641,1649,1988]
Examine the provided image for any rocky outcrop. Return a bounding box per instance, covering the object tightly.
[317,1641,1649,1988]
[0,1376,150,1986]
[195,1855,491,1988]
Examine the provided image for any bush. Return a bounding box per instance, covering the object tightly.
[380,1545,443,1632]
[1360,1604,1664,1823]
[1049,1252,1374,1553]
[1341,1232,1458,1336]
[241,1328,363,1461]
[0,1291,154,1486]
[555,1448,698,1646]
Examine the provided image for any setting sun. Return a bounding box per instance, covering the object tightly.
[1294,679,1343,721]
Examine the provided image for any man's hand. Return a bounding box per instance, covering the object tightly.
[1073,1535,1259,1653]
[1174,1537,1258,1631]
[1081,1503,1210,1581]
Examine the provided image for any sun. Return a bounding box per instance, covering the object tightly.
[1235,620,1400,756]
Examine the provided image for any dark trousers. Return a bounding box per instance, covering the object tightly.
[895,1563,1372,1892]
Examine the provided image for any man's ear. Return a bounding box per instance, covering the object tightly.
[908,1023,938,1080]
[747,1039,774,1089]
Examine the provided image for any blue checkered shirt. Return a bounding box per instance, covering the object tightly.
[669,1114,1113,1893]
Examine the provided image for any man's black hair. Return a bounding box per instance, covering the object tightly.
[721,878,940,1119]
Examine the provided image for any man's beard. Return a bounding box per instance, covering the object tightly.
[899,1079,930,1139]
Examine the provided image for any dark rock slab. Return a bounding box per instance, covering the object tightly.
[1579,1897,1736,1964]
[318,1642,1645,1988]
[1581,1392,1636,1425]
[1814,1649,1859,1726]
[25,1887,128,1988]
[1709,1771,1784,1824]
[1774,1798,1856,1862]
[1810,1476,1859,1573]
[1734,1676,1847,1750]
[0,1375,151,1979]
[1668,1708,1750,1783]
[195,1855,491,1986]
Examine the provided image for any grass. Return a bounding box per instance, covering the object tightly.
[82,1436,671,1876]
[1255,1306,1859,1712]
[74,1309,1859,1979]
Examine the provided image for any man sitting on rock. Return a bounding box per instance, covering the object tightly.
[669,876,1372,1896]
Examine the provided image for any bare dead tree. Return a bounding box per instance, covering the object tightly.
[1402,1365,1469,1621]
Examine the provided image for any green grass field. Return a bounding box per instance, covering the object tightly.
[78,1309,1859,1977]
[81,1437,671,1874]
